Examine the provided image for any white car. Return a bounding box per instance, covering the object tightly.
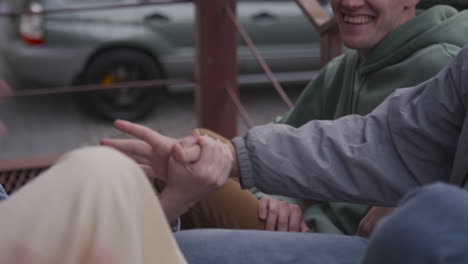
[1,0,330,120]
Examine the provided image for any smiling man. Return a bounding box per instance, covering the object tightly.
[245,0,468,236]
[205,0,468,236]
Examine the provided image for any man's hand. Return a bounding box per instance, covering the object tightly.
[197,128,240,179]
[258,196,310,232]
[159,135,233,221]
[356,206,395,238]
[101,120,200,181]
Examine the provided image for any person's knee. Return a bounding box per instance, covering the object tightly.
[363,183,468,263]
[401,182,465,208]
[58,146,145,184]
[64,146,130,164]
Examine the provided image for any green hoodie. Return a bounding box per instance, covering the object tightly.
[418,0,468,11]
[253,5,468,234]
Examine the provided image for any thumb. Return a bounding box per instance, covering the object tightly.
[178,131,201,162]
[179,130,200,148]
[183,145,201,163]
[171,143,186,164]
[172,142,201,164]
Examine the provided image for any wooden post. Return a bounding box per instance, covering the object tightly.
[294,0,342,66]
[195,0,238,138]
[0,79,12,98]
[320,24,342,66]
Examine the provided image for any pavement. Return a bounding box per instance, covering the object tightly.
[0,85,302,159]
[0,5,304,160]
[0,3,307,160]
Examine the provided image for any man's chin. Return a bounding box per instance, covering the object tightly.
[342,39,375,55]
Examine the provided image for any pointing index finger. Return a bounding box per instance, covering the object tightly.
[114,120,175,152]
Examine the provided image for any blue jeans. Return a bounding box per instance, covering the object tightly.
[175,183,468,264]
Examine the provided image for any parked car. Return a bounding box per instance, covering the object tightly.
[1,0,330,120]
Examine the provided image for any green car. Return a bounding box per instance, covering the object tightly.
[1,0,329,120]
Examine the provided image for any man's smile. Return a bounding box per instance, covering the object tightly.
[343,15,375,25]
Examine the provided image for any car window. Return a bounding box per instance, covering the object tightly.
[40,0,140,9]
[63,0,138,3]
[62,0,139,5]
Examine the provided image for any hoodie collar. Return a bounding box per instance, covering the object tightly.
[359,5,458,74]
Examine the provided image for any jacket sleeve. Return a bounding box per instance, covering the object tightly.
[246,58,338,204]
[233,46,468,206]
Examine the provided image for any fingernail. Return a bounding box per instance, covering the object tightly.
[191,131,200,142]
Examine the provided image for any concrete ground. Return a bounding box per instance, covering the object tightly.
[0,85,304,159]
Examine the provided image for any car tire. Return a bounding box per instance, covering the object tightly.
[79,49,166,121]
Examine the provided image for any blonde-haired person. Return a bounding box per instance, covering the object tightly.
[0,128,225,264]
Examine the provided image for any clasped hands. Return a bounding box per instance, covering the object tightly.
[101,120,394,236]
[102,120,311,233]
[101,120,233,222]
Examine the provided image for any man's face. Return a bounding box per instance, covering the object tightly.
[331,0,418,58]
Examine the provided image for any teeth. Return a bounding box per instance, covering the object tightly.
[343,15,373,24]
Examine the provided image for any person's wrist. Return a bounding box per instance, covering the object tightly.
[158,186,194,223]
[227,141,240,178]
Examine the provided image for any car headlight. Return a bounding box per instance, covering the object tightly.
[19,2,44,45]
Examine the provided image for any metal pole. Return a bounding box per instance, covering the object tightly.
[195,0,238,138]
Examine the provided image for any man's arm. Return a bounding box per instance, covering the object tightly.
[231,46,468,206]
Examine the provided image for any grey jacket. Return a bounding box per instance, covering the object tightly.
[233,45,468,207]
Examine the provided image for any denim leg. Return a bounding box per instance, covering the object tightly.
[363,183,468,264]
[175,229,367,264]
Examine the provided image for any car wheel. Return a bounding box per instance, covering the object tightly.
[79,49,166,121]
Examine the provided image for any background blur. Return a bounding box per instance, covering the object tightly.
[0,0,325,159]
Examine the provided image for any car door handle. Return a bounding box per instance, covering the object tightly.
[144,13,170,22]
[251,12,276,22]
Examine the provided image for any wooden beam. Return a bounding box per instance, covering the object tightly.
[0,154,61,171]
[294,0,331,30]
[294,0,343,66]
[195,0,238,139]
[0,79,12,98]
